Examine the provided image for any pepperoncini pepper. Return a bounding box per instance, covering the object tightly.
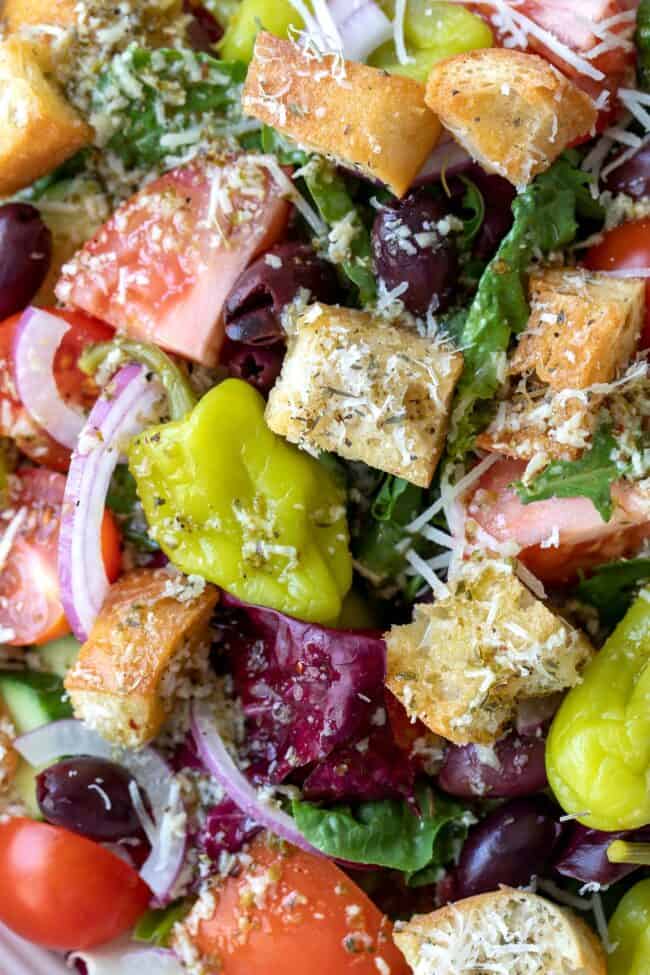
[220,0,303,62]
[546,590,650,832]
[128,378,352,624]
[607,879,650,975]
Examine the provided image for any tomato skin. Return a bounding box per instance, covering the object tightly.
[0,818,150,950]
[184,837,409,975]
[585,219,650,348]
[0,308,113,471]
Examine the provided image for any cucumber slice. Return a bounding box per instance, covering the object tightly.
[38,635,81,679]
[12,759,42,819]
[0,671,72,734]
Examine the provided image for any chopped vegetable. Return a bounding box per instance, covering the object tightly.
[576,557,650,627]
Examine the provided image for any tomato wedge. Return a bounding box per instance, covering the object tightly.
[0,818,150,950]
[466,456,650,584]
[585,219,650,348]
[0,308,113,472]
[175,836,409,975]
[0,468,121,645]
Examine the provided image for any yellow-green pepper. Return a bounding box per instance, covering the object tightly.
[370,2,493,83]
[546,590,650,831]
[128,378,352,624]
[220,0,304,62]
[607,879,650,975]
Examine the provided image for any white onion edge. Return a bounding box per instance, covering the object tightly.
[68,938,184,975]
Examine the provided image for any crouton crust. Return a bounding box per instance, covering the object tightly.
[243,32,441,197]
[394,888,606,975]
[385,558,594,744]
[265,303,463,488]
[65,569,219,748]
[0,37,92,195]
[1,0,77,32]
[425,49,597,188]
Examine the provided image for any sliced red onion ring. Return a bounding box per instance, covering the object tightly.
[15,719,186,905]
[12,307,85,449]
[58,364,163,641]
[328,0,393,62]
[413,137,474,186]
[191,698,319,856]
[69,940,184,975]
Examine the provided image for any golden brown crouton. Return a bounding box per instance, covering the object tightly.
[265,303,463,488]
[394,888,606,975]
[243,32,441,197]
[0,37,92,196]
[385,558,593,745]
[0,704,18,795]
[1,0,77,32]
[65,569,219,748]
[425,49,596,188]
[510,269,645,390]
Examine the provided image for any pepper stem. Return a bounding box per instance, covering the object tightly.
[607,841,650,865]
[80,339,197,421]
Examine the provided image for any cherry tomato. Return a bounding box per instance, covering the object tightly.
[0,468,121,645]
[0,308,113,471]
[181,836,409,975]
[585,218,650,348]
[0,818,150,950]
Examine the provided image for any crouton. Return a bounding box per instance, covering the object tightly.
[394,888,606,975]
[243,32,441,198]
[510,269,645,390]
[1,0,77,32]
[265,303,463,488]
[0,37,92,196]
[65,569,219,748]
[2,0,184,44]
[0,704,17,795]
[385,558,593,745]
[425,49,597,188]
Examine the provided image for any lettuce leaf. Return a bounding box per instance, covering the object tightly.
[576,557,650,626]
[515,420,619,522]
[292,786,468,874]
[637,0,650,91]
[448,154,603,459]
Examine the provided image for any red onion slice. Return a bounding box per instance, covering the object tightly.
[69,940,184,975]
[328,0,392,62]
[15,719,186,905]
[58,364,163,641]
[12,307,85,449]
[191,698,319,856]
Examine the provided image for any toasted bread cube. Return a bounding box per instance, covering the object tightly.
[265,303,463,488]
[0,38,92,196]
[65,569,219,748]
[510,268,645,390]
[425,49,596,188]
[385,558,593,745]
[0,705,18,795]
[2,0,77,31]
[394,888,606,975]
[243,32,441,197]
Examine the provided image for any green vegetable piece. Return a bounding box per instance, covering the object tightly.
[107,465,159,553]
[261,125,309,166]
[292,786,467,874]
[459,176,486,249]
[80,338,197,421]
[303,159,377,304]
[134,900,191,946]
[0,671,72,734]
[220,0,303,62]
[636,0,650,91]
[38,635,81,680]
[607,878,650,975]
[128,378,352,624]
[370,2,492,82]
[576,557,650,628]
[448,154,603,458]
[546,590,650,831]
[12,760,42,819]
[515,420,619,522]
[354,475,426,584]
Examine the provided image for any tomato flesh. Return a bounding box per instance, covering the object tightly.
[0,818,150,950]
[585,218,650,348]
[184,837,409,975]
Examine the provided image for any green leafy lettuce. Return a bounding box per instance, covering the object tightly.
[636,0,650,91]
[133,901,191,946]
[353,474,427,592]
[448,154,603,459]
[93,48,248,169]
[576,557,650,627]
[515,420,619,522]
[458,175,485,249]
[292,786,469,876]
[107,465,159,552]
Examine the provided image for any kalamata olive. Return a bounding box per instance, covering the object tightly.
[446,165,515,263]
[220,338,284,396]
[603,144,650,199]
[0,203,52,320]
[37,756,143,841]
[438,732,548,799]
[224,242,340,345]
[554,823,650,886]
[183,0,223,51]
[372,191,458,316]
[451,797,563,899]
